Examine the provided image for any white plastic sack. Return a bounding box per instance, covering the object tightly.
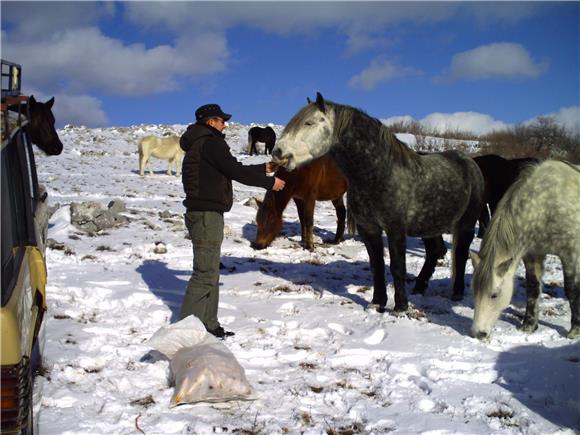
[148,315,208,359]
[170,342,255,407]
[148,316,255,406]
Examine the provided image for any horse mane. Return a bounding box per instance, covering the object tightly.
[331,102,420,169]
[474,163,538,286]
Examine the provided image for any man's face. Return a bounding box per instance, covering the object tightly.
[208,117,227,132]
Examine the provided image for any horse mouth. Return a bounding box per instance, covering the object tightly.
[276,157,290,167]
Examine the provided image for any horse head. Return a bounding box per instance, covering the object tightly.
[252,191,285,250]
[273,92,335,171]
[471,252,518,341]
[28,95,64,156]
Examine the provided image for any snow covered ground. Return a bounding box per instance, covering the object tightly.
[34,122,579,434]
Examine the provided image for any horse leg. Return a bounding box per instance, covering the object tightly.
[295,198,315,250]
[144,152,154,176]
[477,204,490,238]
[330,196,346,244]
[176,155,182,177]
[358,224,388,311]
[562,259,580,338]
[450,226,475,301]
[139,153,146,177]
[520,254,544,333]
[412,236,447,295]
[167,157,173,176]
[386,230,409,312]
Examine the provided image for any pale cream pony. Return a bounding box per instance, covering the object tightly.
[138,135,184,176]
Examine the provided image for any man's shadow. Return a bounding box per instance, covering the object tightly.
[136,260,190,322]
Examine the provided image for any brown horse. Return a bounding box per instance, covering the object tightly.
[252,154,348,250]
[474,154,538,238]
[7,95,63,155]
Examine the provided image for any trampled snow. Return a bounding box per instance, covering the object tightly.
[34,122,579,434]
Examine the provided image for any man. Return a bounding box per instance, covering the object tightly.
[179,103,285,338]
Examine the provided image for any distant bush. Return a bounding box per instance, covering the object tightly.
[479,117,579,163]
[389,115,579,163]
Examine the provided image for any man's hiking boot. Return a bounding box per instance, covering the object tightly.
[208,326,235,339]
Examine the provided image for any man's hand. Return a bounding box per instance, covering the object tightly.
[272,177,285,191]
[265,162,279,174]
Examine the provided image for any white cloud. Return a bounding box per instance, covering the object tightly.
[420,112,509,136]
[349,59,422,90]
[344,33,393,57]
[53,94,109,127]
[464,3,538,26]
[525,106,580,136]
[441,42,548,81]
[382,115,417,126]
[27,90,108,127]
[385,107,580,137]
[2,27,228,96]
[1,2,113,40]
[124,2,456,37]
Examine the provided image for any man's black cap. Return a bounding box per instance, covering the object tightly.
[195,104,232,122]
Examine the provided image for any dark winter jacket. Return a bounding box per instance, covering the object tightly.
[180,122,275,212]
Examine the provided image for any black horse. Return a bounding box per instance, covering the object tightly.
[474,154,539,238]
[273,93,484,312]
[9,95,63,155]
[248,126,276,155]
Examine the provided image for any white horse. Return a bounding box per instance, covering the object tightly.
[138,135,184,176]
[471,160,580,340]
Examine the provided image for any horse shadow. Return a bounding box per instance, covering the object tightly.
[136,259,189,322]
[221,255,372,307]
[242,221,345,247]
[129,169,178,177]
[494,342,580,430]
[136,234,479,334]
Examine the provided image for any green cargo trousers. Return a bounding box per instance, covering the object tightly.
[179,211,224,331]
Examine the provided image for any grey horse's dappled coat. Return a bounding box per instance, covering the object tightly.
[472,160,580,339]
[274,93,484,312]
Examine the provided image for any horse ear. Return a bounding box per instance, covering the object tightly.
[47,97,55,108]
[470,251,481,268]
[255,198,263,207]
[29,95,37,104]
[315,92,326,113]
[496,257,513,277]
[306,97,311,104]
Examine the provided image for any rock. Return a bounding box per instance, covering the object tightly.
[108,199,126,214]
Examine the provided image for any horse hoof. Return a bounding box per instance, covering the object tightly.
[451,293,464,301]
[368,303,386,313]
[519,322,538,333]
[393,303,408,313]
[566,326,580,339]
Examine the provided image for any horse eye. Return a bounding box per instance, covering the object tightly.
[490,293,498,300]
[304,121,314,126]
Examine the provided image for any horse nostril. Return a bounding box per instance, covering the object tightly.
[475,330,488,340]
[251,242,266,250]
[272,147,282,160]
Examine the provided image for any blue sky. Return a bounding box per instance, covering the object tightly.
[2,1,579,135]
